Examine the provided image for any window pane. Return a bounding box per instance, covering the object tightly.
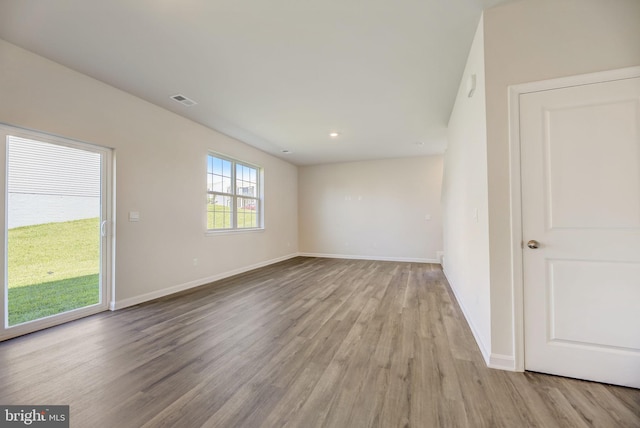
[222,159,231,177]
[237,197,258,228]
[212,157,223,175]
[236,181,256,197]
[210,174,223,193]
[208,194,232,229]
[223,177,232,194]
[236,163,258,198]
[208,155,234,195]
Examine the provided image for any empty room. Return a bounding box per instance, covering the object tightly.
[0,0,639,427]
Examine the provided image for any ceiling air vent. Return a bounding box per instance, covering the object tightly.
[170,94,197,107]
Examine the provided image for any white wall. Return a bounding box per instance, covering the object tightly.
[298,156,443,262]
[0,39,299,308]
[483,0,640,360]
[442,15,492,362]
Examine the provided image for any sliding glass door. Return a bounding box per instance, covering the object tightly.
[1,125,112,340]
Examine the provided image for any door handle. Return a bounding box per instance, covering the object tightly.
[527,240,540,249]
[101,220,107,237]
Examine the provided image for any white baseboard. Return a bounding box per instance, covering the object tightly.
[442,269,492,366]
[442,270,518,372]
[109,253,299,310]
[488,353,517,371]
[298,252,438,264]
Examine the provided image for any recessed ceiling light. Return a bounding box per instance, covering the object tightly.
[415,141,425,146]
[329,132,340,138]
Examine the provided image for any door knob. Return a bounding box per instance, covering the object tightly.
[527,240,540,249]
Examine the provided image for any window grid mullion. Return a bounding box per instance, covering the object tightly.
[231,160,237,229]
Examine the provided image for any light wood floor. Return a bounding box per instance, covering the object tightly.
[1,257,638,427]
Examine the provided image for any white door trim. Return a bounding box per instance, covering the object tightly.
[507,65,640,372]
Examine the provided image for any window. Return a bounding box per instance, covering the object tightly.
[207,154,261,231]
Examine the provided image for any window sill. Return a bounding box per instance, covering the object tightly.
[205,227,265,237]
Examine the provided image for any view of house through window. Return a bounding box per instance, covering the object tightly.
[207,154,261,230]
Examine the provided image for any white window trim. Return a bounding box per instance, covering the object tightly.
[206,152,264,233]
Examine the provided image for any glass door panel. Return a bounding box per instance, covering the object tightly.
[2,128,111,339]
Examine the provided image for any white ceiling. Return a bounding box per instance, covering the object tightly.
[0,0,510,165]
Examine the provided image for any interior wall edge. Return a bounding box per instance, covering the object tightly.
[442,268,492,366]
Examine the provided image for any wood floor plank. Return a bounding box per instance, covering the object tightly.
[0,257,638,427]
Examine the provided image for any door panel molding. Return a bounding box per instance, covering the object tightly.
[507,66,640,373]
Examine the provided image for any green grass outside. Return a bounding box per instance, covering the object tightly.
[7,217,100,326]
[207,203,257,229]
[8,274,99,325]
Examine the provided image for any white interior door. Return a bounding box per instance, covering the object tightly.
[521,76,640,388]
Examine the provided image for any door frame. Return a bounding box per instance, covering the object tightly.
[0,123,114,341]
[507,65,640,372]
